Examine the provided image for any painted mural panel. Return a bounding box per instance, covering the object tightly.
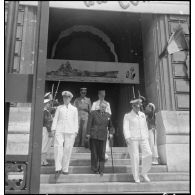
[46,59,139,84]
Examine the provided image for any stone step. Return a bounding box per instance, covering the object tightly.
[51,147,129,153]
[41,165,168,174]
[47,152,131,160]
[47,159,137,166]
[40,172,189,184]
[40,181,190,194]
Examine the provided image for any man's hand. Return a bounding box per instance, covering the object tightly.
[51,130,55,137]
[109,134,113,139]
[126,138,132,145]
[48,132,53,137]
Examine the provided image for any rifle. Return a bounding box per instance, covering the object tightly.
[54,80,60,101]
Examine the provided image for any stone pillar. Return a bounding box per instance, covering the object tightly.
[156,110,189,171]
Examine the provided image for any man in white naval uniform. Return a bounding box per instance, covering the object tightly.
[123,97,152,183]
[91,90,111,160]
[51,91,78,177]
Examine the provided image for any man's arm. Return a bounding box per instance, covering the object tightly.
[123,114,131,144]
[86,111,93,137]
[43,110,52,133]
[106,102,112,115]
[74,108,79,135]
[88,98,92,111]
[91,102,96,111]
[73,98,78,107]
[51,106,59,132]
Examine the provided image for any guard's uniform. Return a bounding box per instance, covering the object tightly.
[52,104,78,172]
[41,108,53,165]
[74,97,91,147]
[87,110,114,173]
[123,110,152,181]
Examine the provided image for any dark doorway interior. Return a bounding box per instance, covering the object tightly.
[45,81,134,146]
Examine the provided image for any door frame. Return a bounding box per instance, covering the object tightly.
[5,1,49,194]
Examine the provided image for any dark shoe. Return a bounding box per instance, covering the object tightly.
[62,171,69,175]
[55,170,61,180]
[99,172,104,176]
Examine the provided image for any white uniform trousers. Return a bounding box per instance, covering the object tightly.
[127,139,152,181]
[41,127,53,163]
[148,129,158,160]
[54,132,75,172]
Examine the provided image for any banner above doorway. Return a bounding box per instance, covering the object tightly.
[19,1,189,15]
[46,59,139,84]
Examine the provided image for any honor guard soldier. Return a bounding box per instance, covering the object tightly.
[74,88,91,147]
[41,98,53,166]
[123,97,152,183]
[145,102,159,164]
[44,91,59,116]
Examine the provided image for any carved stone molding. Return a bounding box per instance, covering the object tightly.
[5,162,27,191]
[51,25,118,62]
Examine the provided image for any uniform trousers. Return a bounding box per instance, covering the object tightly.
[148,129,158,160]
[41,127,53,163]
[127,139,152,181]
[90,138,106,172]
[75,116,88,147]
[54,132,75,172]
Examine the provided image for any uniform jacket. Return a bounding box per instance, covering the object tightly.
[51,104,78,134]
[74,97,91,119]
[87,110,114,141]
[91,100,112,115]
[123,110,149,140]
[43,109,52,132]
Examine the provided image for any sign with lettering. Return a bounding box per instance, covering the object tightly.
[46,59,139,84]
[19,1,189,15]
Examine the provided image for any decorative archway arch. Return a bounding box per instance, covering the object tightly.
[51,25,118,62]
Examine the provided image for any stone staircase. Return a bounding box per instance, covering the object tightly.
[40,147,190,194]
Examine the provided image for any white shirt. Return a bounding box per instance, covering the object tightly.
[91,100,112,115]
[51,104,78,134]
[123,110,148,140]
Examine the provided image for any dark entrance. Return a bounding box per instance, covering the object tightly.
[45,7,146,146]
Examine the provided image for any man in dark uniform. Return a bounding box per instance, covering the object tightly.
[86,102,115,176]
[44,91,59,116]
[74,88,91,147]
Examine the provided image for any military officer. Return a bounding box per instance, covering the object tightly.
[44,91,59,116]
[86,102,115,176]
[51,91,78,177]
[74,88,91,147]
[123,97,152,183]
[91,90,112,160]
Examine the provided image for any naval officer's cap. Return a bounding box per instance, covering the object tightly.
[148,102,155,111]
[44,92,51,98]
[44,99,50,104]
[62,91,73,99]
[80,87,87,92]
[130,97,142,104]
